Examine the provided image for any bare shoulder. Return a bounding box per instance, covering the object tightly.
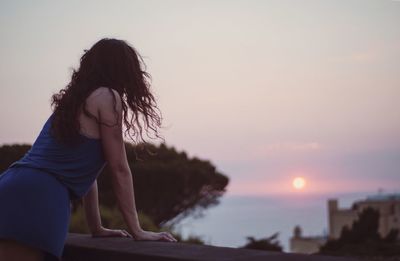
[88,87,121,103]
[87,87,122,113]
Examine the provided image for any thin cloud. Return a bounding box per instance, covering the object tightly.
[262,142,322,153]
[329,50,380,64]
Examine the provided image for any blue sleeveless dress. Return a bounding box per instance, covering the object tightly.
[0,113,106,260]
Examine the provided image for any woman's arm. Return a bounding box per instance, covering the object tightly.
[97,88,142,236]
[82,179,132,237]
[95,87,176,242]
[82,180,102,233]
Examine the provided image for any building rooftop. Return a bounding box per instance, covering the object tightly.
[364,193,400,202]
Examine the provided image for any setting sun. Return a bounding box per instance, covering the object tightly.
[292,177,306,190]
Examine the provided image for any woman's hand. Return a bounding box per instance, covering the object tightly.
[91,226,178,242]
[133,229,178,242]
[91,226,133,238]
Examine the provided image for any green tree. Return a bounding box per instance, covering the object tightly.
[96,142,229,227]
[0,144,31,173]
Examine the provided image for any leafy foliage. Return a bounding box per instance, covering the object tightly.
[240,233,283,252]
[95,142,229,227]
[69,204,161,234]
[0,144,31,173]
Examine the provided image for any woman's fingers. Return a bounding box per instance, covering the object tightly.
[107,229,129,237]
[119,230,129,238]
[92,227,135,238]
[164,233,174,241]
[160,232,177,242]
[122,229,133,238]
[111,229,176,242]
[160,235,169,241]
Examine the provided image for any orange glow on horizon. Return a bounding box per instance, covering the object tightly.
[226,173,388,196]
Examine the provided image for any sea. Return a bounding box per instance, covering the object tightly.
[174,191,390,252]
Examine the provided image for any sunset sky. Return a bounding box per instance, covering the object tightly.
[0,0,399,196]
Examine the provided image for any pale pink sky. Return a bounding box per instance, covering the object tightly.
[0,0,399,196]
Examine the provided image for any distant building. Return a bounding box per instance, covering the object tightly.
[290,193,400,254]
[328,193,400,239]
[289,226,327,254]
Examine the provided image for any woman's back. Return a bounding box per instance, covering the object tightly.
[6,88,115,200]
[77,87,109,140]
[8,114,105,200]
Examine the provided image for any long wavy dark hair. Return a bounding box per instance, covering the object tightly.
[50,38,162,146]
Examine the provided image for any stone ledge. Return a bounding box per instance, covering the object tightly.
[63,233,358,261]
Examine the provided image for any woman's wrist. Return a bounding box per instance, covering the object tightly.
[90,225,104,235]
[124,213,144,236]
[129,226,144,236]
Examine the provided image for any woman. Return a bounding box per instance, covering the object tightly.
[0,38,177,261]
